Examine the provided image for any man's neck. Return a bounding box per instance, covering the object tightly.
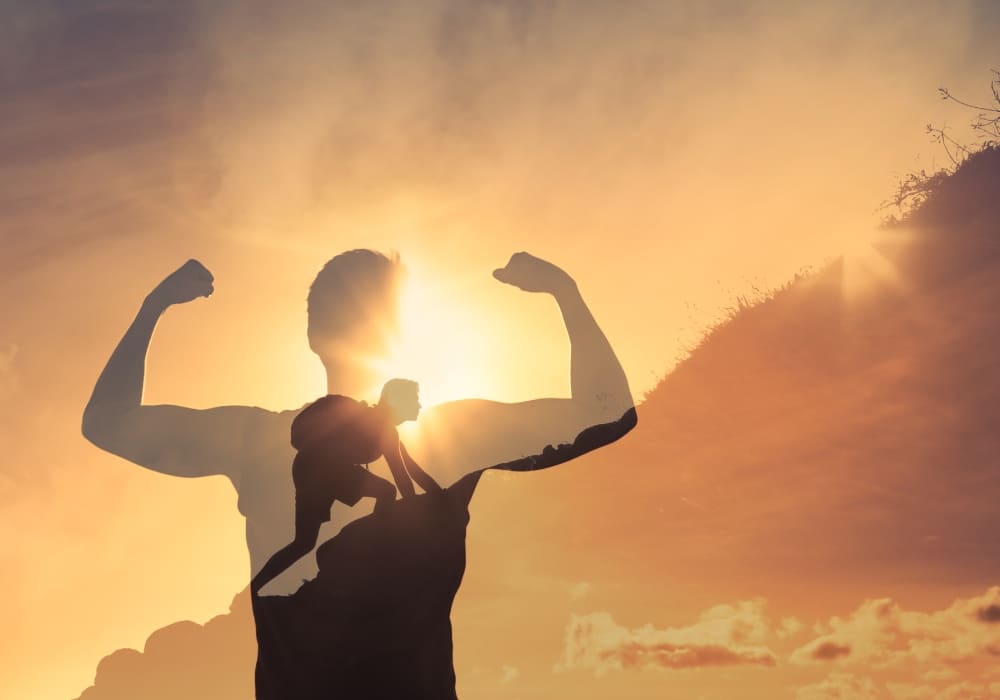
[324,365,376,399]
[371,402,399,427]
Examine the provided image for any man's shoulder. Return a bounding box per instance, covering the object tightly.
[203,404,298,455]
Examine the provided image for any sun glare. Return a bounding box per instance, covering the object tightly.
[839,228,908,301]
[368,269,500,410]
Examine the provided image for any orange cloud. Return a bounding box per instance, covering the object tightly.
[795,672,880,700]
[74,591,254,700]
[797,674,1000,700]
[885,680,1000,700]
[791,587,1000,669]
[935,681,1000,700]
[808,641,852,661]
[557,600,778,674]
[978,604,1000,624]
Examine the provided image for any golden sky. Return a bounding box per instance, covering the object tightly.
[2,1,999,698]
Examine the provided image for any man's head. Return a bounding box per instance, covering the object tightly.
[378,378,421,425]
[307,250,405,366]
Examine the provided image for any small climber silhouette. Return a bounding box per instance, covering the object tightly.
[251,378,442,594]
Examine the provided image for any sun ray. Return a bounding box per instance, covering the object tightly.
[839,227,912,302]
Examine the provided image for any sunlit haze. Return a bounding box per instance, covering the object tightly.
[2,1,999,699]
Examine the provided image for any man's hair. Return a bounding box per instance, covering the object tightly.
[379,378,419,406]
[307,249,404,351]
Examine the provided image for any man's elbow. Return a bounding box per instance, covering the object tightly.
[577,395,636,433]
[595,406,638,448]
[81,403,127,452]
[82,411,109,450]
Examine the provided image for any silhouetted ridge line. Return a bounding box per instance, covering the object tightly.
[489,407,638,472]
[894,144,1000,229]
[253,491,466,700]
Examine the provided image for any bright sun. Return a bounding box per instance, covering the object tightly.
[368,270,500,409]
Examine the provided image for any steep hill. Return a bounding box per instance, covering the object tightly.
[488,145,1000,591]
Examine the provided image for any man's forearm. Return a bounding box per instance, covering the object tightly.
[83,294,168,432]
[402,453,440,493]
[554,283,634,418]
[491,252,633,417]
[386,448,417,498]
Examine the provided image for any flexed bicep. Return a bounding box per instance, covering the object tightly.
[82,258,254,478]
[403,253,637,495]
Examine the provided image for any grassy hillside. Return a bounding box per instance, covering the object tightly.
[481,145,1000,593]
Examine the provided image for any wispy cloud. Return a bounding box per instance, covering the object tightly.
[557,600,778,674]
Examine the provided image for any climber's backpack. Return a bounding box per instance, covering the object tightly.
[290,394,381,464]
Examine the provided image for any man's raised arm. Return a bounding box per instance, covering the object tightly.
[414,252,636,485]
[492,253,633,420]
[82,259,272,479]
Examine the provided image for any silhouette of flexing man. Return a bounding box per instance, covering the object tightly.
[82,250,634,594]
[251,379,440,594]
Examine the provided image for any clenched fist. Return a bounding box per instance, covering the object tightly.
[492,252,575,295]
[149,259,214,307]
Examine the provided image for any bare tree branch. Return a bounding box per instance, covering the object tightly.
[883,70,1000,221]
